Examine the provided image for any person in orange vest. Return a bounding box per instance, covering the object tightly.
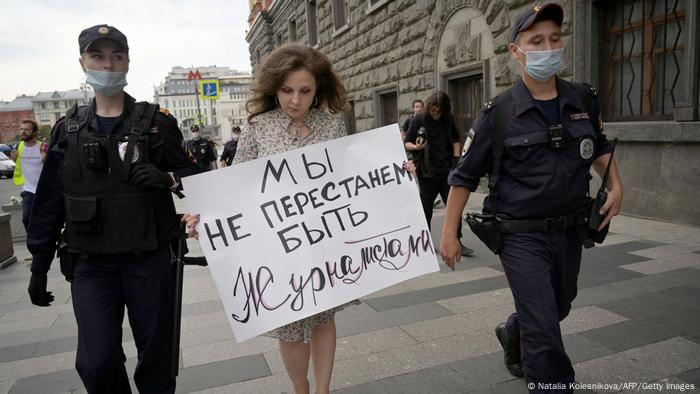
[11,119,48,232]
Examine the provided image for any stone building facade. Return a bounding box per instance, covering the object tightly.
[246,0,700,226]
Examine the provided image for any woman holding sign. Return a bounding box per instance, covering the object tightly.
[183,44,357,394]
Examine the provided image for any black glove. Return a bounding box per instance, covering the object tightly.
[28,272,54,307]
[450,156,459,170]
[130,163,174,189]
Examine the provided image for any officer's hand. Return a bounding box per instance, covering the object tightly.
[598,188,623,230]
[415,138,426,150]
[28,272,54,307]
[439,236,461,271]
[182,213,200,239]
[130,163,173,189]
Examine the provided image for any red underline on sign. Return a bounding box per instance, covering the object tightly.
[344,225,411,245]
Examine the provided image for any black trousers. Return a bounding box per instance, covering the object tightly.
[20,191,35,232]
[418,172,462,238]
[499,228,582,394]
[71,245,176,394]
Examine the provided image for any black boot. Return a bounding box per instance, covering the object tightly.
[495,323,524,378]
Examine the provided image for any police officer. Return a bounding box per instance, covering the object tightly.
[26,24,199,393]
[219,125,240,167]
[186,124,217,171]
[439,4,623,393]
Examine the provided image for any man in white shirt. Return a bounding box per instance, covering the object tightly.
[11,119,47,232]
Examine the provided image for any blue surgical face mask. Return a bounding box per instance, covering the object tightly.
[85,69,128,96]
[517,47,563,81]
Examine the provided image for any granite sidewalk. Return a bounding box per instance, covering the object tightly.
[0,192,698,393]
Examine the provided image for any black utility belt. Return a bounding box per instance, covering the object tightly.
[498,207,588,234]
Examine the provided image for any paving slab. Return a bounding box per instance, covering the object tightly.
[333,364,472,394]
[560,306,629,335]
[579,319,677,353]
[400,304,514,342]
[364,267,504,299]
[574,268,700,308]
[329,329,500,390]
[436,287,514,314]
[175,354,270,394]
[189,372,294,394]
[466,378,530,394]
[621,253,700,275]
[675,368,700,386]
[264,327,418,374]
[0,320,76,348]
[448,351,520,391]
[8,368,83,394]
[562,334,615,364]
[182,335,278,368]
[574,337,700,392]
[363,276,508,312]
[335,301,454,338]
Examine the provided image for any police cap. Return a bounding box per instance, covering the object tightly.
[510,3,564,43]
[79,24,129,54]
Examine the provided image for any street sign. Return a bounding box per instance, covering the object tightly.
[199,79,220,100]
[196,112,204,125]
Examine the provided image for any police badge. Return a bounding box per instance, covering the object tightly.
[118,142,140,162]
[580,138,594,160]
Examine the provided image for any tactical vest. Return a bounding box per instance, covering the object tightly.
[61,102,179,254]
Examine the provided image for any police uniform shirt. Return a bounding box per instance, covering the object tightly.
[220,139,238,166]
[449,78,613,220]
[27,94,199,274]
[186,138,216,168]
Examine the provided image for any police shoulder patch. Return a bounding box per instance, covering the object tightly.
[159,107,172,117]
[482,96,498,113]
[581,82,598,96]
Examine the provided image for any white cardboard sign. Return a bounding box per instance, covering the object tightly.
[182,124,439,342]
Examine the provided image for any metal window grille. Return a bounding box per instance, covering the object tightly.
[333,0,347,29]
[449,75,483,145]
[307,0,318,46]
[600,0,687,121]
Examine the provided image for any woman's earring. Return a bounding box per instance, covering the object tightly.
[274,96,280,106]
[313,96,319,107]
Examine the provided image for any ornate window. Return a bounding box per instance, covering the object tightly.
[600,0,688,121]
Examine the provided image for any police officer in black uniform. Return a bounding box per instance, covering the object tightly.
[26,24,199,394]
[186,124,217,171]
[219,125,240,167]
[439,4,623,393]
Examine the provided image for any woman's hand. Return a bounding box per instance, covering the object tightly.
[181,213,200,239]
[403,160,417,178]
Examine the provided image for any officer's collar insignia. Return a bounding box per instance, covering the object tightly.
[569,112,590,121]
[533,5,541,12]
[98,27,110,35]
